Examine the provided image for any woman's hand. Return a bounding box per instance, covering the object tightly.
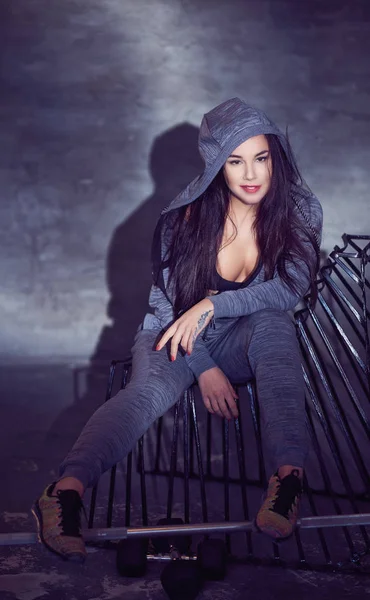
[198,367,239,420]
[156,298,214,360]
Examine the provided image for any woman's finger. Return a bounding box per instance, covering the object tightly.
[202,396,215,414]
[225,386,239,419]
[209,395,223,418]
[170,327,185,361]
[229,383,238,400]
[225,396,239,419]
[180,328,192,355]
[216,396,233,421]
[156,324,177,351]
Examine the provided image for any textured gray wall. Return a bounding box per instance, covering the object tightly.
[1,0,370,362]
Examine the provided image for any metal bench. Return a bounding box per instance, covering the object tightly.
[88,234,370,573]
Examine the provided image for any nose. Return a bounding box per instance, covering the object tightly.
[242,163,256,181]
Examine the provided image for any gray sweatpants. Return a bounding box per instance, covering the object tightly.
[59,309,308,490]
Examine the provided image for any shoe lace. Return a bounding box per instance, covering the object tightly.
[56,490,85,537]
[271,471,302,519]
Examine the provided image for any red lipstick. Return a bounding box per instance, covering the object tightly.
[240,185,261,194]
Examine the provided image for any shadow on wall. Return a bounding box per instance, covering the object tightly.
[43,123,203,465]
[96,122,204,362]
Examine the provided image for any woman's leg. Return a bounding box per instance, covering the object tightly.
[209,308,308,472]
[209,309,306,539]
[57,329,194,492]
[34,328,194,560]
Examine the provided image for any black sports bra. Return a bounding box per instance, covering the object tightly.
[213,257,263,292]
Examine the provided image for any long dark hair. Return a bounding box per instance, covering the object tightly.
[160,134,320,316]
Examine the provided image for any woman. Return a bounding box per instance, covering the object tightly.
[33,98,323,563]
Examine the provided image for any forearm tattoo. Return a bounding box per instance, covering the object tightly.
[192,310,213,344]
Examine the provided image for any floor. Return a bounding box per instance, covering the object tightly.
[1,365,370,599]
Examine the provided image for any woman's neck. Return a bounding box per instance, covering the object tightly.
[228,195,257,229]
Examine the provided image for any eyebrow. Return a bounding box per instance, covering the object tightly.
[229,150,269,159]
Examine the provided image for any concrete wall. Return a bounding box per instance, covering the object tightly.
[1,0,370,363]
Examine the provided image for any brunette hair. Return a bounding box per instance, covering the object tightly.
[159,133,320,316]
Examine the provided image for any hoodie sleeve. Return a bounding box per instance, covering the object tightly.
[208,194,323,319]
[185,337,218,379]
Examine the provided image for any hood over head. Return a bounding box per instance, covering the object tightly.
[162,97,294,214]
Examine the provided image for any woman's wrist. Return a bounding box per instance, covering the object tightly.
[202,298,214,312]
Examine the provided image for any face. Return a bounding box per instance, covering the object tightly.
[223,134,272,209]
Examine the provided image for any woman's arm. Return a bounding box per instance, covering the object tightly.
[208,261,307,318]
[208,194,323,319]
[145,283,217,377]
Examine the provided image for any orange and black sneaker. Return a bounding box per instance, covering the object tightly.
[255,469,302,540]
[32,483,86,562]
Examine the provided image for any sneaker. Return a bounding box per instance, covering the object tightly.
[255,469,302,540]
[32,482,86,562]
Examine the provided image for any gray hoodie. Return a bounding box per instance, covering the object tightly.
[142,99,323,378]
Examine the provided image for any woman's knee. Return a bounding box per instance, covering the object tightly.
[131,328,159,356]
[130,329,169,380]
[245,313,303,382]
[249,309,296,336]
[246,310,300,362]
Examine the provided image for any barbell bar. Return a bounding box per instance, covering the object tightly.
[1,513,370,547]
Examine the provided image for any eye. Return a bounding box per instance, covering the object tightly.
[256,155,269,163]
[228,160,242,165]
